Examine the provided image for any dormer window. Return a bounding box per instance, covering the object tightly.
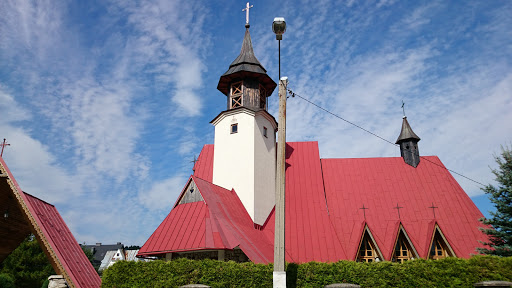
[231,81,243,108]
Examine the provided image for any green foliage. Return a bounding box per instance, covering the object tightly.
[0,273,16,288]
[101,256,512,288]
[479,145,512,256]
[0,235,55,288]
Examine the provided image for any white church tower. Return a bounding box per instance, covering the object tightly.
[211,22,277,226]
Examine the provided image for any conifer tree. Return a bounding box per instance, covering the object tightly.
[478,146,512,256]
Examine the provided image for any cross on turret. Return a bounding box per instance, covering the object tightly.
[242,2,253,26]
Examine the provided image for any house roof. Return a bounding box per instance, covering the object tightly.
[82,243,124,263]
[0,157,101,288]
[140,141,487,263]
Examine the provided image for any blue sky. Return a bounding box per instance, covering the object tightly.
[1,0,510,246]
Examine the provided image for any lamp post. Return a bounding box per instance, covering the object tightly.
[273,16,287,288]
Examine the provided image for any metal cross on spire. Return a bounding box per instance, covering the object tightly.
[402,100,406,117]
[190,155,198,173]
[242,2,253,25]
[1,138,10,157]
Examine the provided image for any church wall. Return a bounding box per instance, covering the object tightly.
[212,111,256,221]
[253,114,276,225]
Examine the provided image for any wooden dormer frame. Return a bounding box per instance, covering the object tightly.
[392,224,419,262]
[427,224,455,260]
[356,225,384,262]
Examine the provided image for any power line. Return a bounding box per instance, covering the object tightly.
[287,89,486,187]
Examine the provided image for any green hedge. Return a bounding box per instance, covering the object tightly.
[101,256,512,288]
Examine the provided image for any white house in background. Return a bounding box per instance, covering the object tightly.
[99,249,149,271]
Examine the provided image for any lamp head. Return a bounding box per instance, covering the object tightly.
[272,17,286,40]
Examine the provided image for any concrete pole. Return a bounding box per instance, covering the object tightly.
[273,76,288,288]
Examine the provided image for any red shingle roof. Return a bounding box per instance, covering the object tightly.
[140,141,488,263]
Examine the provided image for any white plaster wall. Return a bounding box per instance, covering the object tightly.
[253,114,276,225]
[213,111,256,221]
[212,109,277,225]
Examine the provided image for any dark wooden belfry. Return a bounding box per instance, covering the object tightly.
[217,25,277,111]
[396,116,421,167]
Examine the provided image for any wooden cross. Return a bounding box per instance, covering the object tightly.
[429,202,438,219]
[190,155,198,172]
[359,204,369,220]
[401,100,406,117]
[1,139,10,157]
[393,203,404,219]
[242,2,253,25]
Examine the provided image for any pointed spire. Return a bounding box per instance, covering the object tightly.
[217,26,276,97]
[396,116,421,167]
[396,116,420,144]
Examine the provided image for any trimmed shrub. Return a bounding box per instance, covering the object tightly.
[101,256,512,288]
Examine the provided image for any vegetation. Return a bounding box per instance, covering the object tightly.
[0,235,55,288]
[102,256,512,288]
[479,146,512,256]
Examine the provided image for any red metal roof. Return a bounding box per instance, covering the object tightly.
[140,142,488,263]
[0,157,101,288]
[322,155,488,260]
[139,175,273,263]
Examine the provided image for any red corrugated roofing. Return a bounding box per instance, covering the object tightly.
[140,142,488,263]
[0,157,101,288]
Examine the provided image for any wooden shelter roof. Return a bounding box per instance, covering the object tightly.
[0,157,101,288]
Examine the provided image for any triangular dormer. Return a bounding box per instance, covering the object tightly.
[428,224,455,259]
[356,225,384,262]
[392,224,419,262]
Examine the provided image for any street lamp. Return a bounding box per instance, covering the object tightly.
[273,16,287,288]
[272,17,286,79]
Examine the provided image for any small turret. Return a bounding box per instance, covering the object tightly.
[217,26,276,111]
[396,116,421,167]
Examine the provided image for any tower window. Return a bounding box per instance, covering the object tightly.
[263,127,268,138]
[231,82,243,108]
[231,123,238,134]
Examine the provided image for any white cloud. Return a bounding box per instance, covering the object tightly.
[140,174,188,210]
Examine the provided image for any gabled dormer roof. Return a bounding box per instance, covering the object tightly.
[396,116,421,144]
[217,27,276,96]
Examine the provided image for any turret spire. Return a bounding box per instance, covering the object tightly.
[396,116,421,167]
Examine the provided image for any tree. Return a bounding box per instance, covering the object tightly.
[0,235,55,288]
[478,146,512,256]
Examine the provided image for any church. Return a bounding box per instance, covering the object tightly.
[137,21,488,264]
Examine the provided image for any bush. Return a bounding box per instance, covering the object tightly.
[101,256,512,288]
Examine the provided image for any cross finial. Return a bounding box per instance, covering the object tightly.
[401,100,406,117]
[359,204,369,220]
[242,2,253,26]
[428,202,439,219]
[393,203,404,219]
[1,139,10,157]
[190,155,198,173]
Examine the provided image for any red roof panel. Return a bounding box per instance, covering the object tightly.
[0,157,101,288]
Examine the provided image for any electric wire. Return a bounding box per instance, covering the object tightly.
[287,89,486,187]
